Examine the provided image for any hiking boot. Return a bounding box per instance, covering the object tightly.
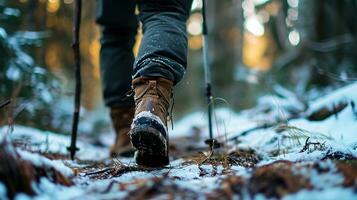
[109,106,135,157]
[130,77,173,167]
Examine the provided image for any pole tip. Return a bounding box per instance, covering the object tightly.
[67,146,79,160]
[205,138,222,149]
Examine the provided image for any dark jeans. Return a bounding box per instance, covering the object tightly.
[96,0,193,107]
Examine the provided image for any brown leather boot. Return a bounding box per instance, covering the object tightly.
[130,77,173,167]
[109,106,135,157]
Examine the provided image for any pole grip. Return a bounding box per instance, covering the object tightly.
[202,0,208,35]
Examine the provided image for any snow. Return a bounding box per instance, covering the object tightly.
[168,164,201,180]
[283,188,357,200]
[176,176,220,192]
[112,171,156,182]
[21,178,88,200]
[0,125,109,161]
[133,111,166,131]
[309,166,344,189]
[172,107,257,139]
[290,106,357,143]
[0,183,7,200]
[257,85,306,116]
[1,82,357,199]
[220,83,357,166]
[58,161,224,199]
[307,82,357,113]
[17,149,73,177]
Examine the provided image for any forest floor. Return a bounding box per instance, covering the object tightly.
[1,83,357,200]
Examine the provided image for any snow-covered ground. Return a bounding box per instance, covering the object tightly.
[1,82,357,199]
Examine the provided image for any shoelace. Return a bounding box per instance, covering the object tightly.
[168,92,174,130]
[124,88,134,100]
[123,81,174,130]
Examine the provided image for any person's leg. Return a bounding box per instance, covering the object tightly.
[130,0,193,167]
[96,0,138,157]
[96,0,138,107]
[133,0,193,84]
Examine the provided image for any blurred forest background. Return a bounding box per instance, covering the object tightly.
[1,0,357,136]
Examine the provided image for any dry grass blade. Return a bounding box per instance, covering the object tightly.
[199,145,214,165]
[277,124,333,140]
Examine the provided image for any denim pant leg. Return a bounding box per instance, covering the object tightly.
[134,0,193,85]
[96,0,138,107]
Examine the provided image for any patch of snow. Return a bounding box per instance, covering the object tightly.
[289,106,357,144]
[230,83,357,163]
[17,149,73,177]
[257,85,306,118]
[133,111,166,131]
[30,177,87,200]
[309,163,344,189]
[175,176,220,192]
[283,187,357,200]
[235,128,278,154]
[114,171,156,183]
[165,162,223,192]
[14,193,31,200]
[16,176,130,200]
[271,150,325,163]
[231,165,251,177]
[172,108,257,139]
[169,164,201,180]
[0,125,109,161]
[308,82,357,113]
[0,27,8,39]
[0,183,8,200]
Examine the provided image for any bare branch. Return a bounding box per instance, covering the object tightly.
[0,99,11,110]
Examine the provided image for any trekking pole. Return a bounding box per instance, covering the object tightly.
[67,0,82,160]
[202,0,220,149]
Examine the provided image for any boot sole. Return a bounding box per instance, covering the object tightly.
[134,151,169,168]
[130,116,169,167]
[131,126,167,154]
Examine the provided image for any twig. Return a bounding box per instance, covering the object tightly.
[111,165,163,177]
[199,145,214,165]
[299,137,326,153]
[84,167,114,176]
[0,99,11,110]
[308,101,348,121]
[84,164,169,179]
[299,137,311,153]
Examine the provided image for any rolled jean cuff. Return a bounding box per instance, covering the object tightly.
[133,57,186,85]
